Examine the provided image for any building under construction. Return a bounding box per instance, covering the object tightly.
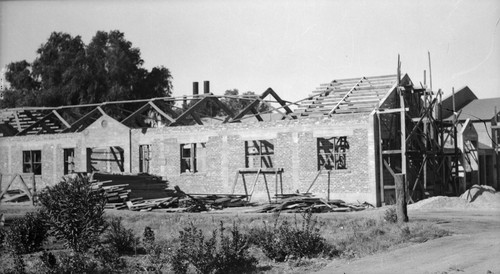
[0,73,499,206]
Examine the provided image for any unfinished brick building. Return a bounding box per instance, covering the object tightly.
[1,74,498,206]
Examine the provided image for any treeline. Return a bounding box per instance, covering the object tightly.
[1,30,172,108]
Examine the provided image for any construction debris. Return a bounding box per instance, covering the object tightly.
[253,194,374,213]
[87,173,373,213]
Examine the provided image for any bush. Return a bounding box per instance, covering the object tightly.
[5,211,48,254]
[172,221,257,274]
[37,176,107,252]
[103,217,138,255]
[250,212,331,261]
[384,206,398,223]
[215,221,257,274]
[143,226,155,249]
[36,246,126,274]
[0,226,5,249]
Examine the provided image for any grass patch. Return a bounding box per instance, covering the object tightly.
[0,209,451,273]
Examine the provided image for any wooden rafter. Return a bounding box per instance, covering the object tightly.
[62,106,104,133]
[171,97,210,126]
[16,111,54,136]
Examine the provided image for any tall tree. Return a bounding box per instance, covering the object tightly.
[1,30,173,109]
[5,60,39,90]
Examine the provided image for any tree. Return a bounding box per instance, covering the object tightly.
[5,60,39,90]
[220,89,270,115]
[1,30,173,109]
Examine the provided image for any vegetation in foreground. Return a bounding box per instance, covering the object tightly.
[0,178,450,274]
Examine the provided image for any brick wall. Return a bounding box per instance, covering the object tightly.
[131,113,378,204]
[1,113,379,205]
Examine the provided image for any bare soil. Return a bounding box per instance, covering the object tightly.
[314,208,500,274]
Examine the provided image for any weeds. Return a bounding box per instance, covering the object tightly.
[250,211,332,262]
[102,216,138,255]
[172,221,257,274]
[5,211,47,254]
[383,206,398,223]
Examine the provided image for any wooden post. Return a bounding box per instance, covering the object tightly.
[395,174,408,223]
[231,170,239,194]
[377,111,385,205]
[263,173,271,203]
[279,170,283,195]
[398,86,409,223]
[241,174,249,200]
[327,170,331,201]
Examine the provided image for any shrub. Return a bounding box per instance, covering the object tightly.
[103,217,138,255]
[5,211,48,254]
[214,221,257,274]
[0,226,5,249]
[172,221,257,274]
[143,226,155,248]
[250,212,331,261]
[37,176,107,252]
[384,206,398,223]
[36,246,126,274]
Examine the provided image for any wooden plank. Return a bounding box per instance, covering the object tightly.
[13,111,22,131]
[52,110,71,128]
[0,174,19,201]
[248,168,261,202]
[148,102,175,123]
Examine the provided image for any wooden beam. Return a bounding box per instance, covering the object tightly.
[328,78,364,116]
[148,102,175,123]
[16,111,54,136]
[171,97,210,126]
[62,107,102,133]
[13,111,22,131]
[210,97,235,118]
[121,102,152,125]
[190,112,204,125]
[225,99,260,123]
[52,110,71,128]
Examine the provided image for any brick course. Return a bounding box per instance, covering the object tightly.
[0,112,379,205]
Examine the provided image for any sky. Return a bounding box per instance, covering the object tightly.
[0,0,499,103]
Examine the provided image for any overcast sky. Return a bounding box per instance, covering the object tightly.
[1,0,499,102]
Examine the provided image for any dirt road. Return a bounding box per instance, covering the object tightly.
[314,209,500,274]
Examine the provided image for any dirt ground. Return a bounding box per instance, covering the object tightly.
[314,208,500,274]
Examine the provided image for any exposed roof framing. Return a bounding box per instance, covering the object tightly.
[225,88,295,123]
[0,76,399,137]
[295,74,397,116]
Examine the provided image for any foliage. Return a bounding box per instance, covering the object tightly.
[37,176,107,252]
[1,30,173,110]
[143,226,155,248]
[5,211,48,254]
[214,221,257,274]
[384,206,398,223]
[36,246,126,274]
[0,226,5,249]
[102,216,138,255]
[220,89,270,115]
[172,221,257,274]
[250,212,331,262]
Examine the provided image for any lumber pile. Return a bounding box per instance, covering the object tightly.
[124,185,250,212]
[253,194,374,213]
[92,173,168,200]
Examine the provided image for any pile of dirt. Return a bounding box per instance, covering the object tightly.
[409,185,500,210]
